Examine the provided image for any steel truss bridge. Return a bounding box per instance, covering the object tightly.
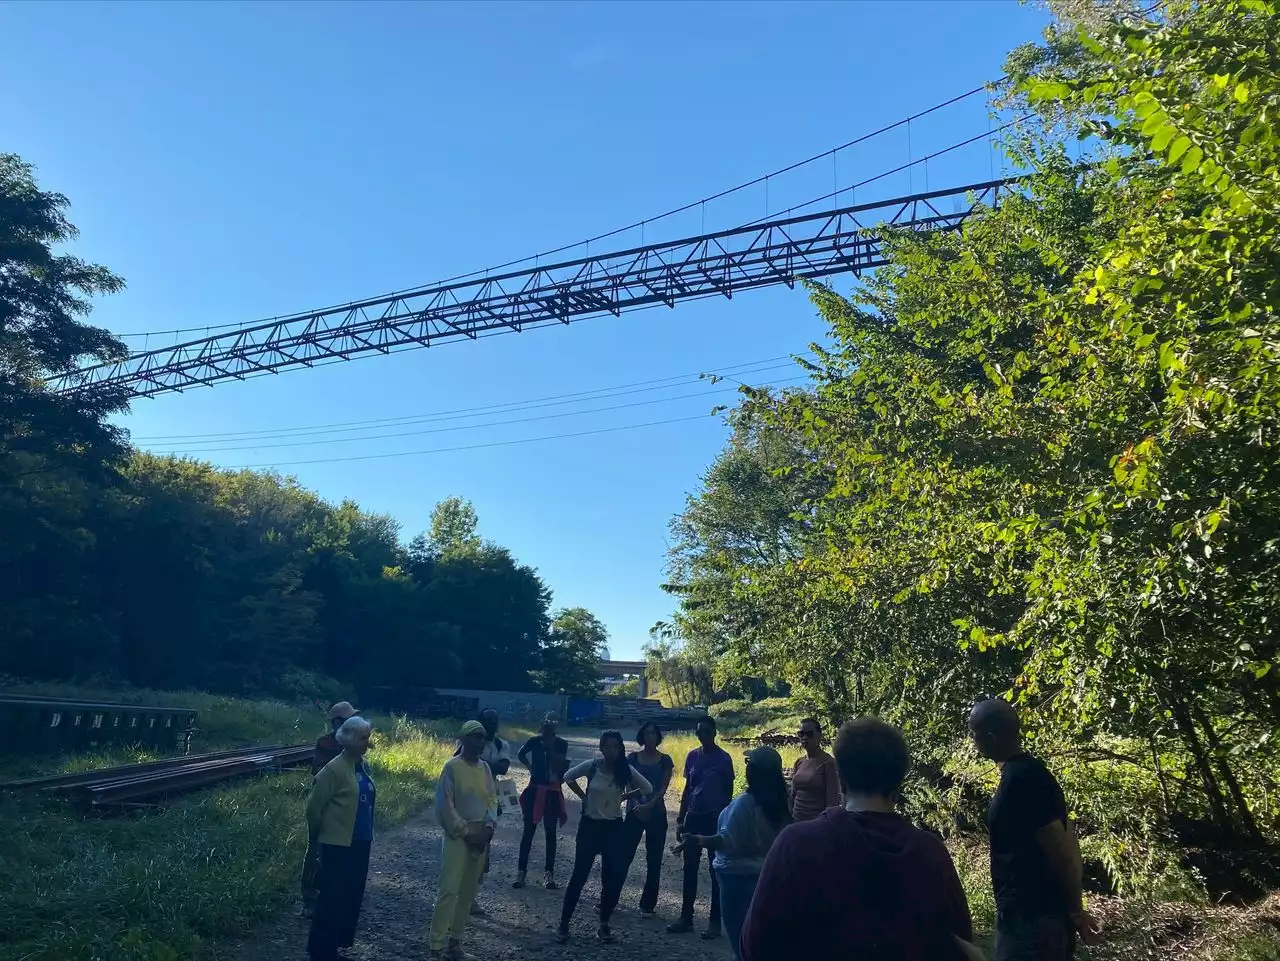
[55,178,1011,399]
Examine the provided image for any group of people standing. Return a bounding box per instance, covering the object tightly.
[301,697,1100,961]
[521,712,838,956]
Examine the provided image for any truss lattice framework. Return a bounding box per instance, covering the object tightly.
[56,178,1011,398]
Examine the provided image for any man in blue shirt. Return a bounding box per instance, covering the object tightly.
[669,716,735,938]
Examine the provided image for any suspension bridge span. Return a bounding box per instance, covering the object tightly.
[55,177,1012,399]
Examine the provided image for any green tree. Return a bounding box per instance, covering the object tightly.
[671,0,1280,885]
[421,495,481,557]
[531,607,610,695]
[0,154,131,673]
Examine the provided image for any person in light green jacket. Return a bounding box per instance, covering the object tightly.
[306,715,376,961]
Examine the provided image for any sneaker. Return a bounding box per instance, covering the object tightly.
[555,927,570,945]
[512,871,526,889]
[701,925,722,940]
[639,907,656,918]
[597,925,615,944]
[667,920,693,934]
[445,940,464,960]
[543,871,558,890]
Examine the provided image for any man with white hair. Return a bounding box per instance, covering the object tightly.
[306,714,376,961]
[301,701,361,917]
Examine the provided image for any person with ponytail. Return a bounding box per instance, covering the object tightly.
[555,730,653,945]
[676,746,791,961]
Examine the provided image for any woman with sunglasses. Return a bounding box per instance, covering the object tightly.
[790,718,839,821]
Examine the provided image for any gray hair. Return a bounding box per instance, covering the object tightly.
[335,715,373,747]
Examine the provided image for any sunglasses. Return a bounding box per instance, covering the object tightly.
[798,729,817,739]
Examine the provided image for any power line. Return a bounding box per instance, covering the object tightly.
[228,413,723,471]
[131,353,811,443]
[152,375,806,455]
[113,83,994,341]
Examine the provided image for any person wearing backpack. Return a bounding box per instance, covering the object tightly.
[556,730,654,945]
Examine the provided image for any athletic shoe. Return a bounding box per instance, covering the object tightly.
[597,925,615,944]
[667,920,693,934]
[639,907,656,918]
[555,927,570,945]
[512,871,526,889]
[543,871,558,890]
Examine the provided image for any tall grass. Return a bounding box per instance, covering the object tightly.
[0,688,463,961]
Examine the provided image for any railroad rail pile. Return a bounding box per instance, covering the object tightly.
[724,727,801,748]
[0,694,198,753]
[595,697,704,731]
[2,743,315,809]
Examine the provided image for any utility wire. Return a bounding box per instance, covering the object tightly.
[154,375,806,456]
[113,83,995,340]
[228,413,723,471]
[132,353,811,443]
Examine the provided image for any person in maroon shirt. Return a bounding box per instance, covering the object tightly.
[740,718,977,961]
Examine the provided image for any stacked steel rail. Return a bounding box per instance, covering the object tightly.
[1,742,314,809]
[0,694,198,753]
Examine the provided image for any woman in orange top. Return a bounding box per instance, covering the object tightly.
[790,718,839,820]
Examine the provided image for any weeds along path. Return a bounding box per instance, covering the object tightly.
[212,730,732,961]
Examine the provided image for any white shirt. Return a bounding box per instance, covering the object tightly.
[564,758,653,821]
[481,736,513,771]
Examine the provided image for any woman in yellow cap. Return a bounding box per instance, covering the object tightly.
[429,720,499,960]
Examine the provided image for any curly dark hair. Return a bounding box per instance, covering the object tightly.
[635,721,665,748]
[833,718,910,797]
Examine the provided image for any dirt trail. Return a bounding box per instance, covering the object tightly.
[219,732,732,961]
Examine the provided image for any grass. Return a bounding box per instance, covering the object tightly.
[0,683,469,961]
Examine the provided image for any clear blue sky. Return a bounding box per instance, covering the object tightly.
[1,1,1047,660]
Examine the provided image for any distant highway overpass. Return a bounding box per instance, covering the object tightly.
[597,659,649,697]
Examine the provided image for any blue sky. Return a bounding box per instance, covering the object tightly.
[1,1,1047,660]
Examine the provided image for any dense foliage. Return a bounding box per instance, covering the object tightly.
[664,0,1279,897]
[0,156,599,699]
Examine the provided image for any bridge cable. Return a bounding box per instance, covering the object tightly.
[112,82,997,341]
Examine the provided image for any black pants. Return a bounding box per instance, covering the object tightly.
[559,816,627,928]
[307,840,372,961]
[994,911,1077,961]
[517,786,561,873]
[625,805,668,913]
[680,810,721,926]
[300,837,322,908]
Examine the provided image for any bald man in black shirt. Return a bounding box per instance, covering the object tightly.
[969,699,1101,960]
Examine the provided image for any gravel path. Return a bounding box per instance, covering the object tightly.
[220,732,732,961]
